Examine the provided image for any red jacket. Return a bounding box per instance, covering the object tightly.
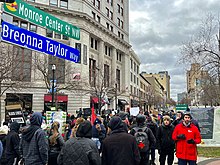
[172,122,201,161]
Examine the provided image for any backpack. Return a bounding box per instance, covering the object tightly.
[133,127,149,152]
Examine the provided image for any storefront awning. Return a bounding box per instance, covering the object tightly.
[44,95,68,102]
[118,99,129,105]
[91,97,107,104]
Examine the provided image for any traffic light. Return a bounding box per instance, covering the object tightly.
[0,0,15,2]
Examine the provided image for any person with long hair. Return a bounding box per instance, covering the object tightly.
[48,121,64,165]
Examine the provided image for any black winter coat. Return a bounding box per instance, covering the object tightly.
[57,137,101,165]
[5,122,20,160]
[157,124,175,151]
[102,129,140,165]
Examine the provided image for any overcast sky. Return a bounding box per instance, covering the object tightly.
[129,0,220,101]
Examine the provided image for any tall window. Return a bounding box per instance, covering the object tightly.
[48,56,65,84]
[116,69,120,91]
[96,0,100,9]
[12,46,32,82]
[106,8,109,17]
[89,59,96,87]
[117,4,120,13]
[104,64,110,87]
[117,18,120,26]
[130,59,133,69]
[90,37,98,50]
[60,0,68,9]
[110,11,113,20]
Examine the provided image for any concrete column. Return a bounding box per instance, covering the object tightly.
[111,47,117,84]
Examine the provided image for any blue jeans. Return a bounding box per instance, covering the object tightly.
[178,158,196,165]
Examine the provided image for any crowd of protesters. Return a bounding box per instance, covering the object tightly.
[0,107,201,165]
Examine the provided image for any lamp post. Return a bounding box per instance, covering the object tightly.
[51,64,56,107]
[115,83,117,110]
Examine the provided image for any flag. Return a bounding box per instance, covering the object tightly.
[72,73,81,80]
[91,104,96,125]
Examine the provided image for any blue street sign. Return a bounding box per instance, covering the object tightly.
[1,21,80,63]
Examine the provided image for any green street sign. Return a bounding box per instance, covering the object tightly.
[3,0,80,40]
[176,104,188,111]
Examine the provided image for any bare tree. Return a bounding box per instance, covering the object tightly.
[0,43,30,121]
[180,13,220,104]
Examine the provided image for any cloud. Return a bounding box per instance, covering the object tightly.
[129,0,220,101]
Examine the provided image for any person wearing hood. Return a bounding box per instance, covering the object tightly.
[157,115,175,165]
[5,121,20,165]
[92,116,106,151]
[101,116,140,165]
[57,120,101,165]
[20,112,48,165]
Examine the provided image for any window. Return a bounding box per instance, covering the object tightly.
[55,32,61,39]
[95,39,98,50]
[90,38,94,48]
[92,11,96,19]
[130,59,133,69]
[46,29,53,38]
[110,11,113,20]
[131,72,133,82]
[134,63,136,72]
[130,85,133,94]
[117,4,120,13]
[106,8,109,17]
[21,22,28,29]
[104,64,110,87]
[83,45,88,65]
[108,47,111,56]
[12,46,32,82]
[63,35,69,40]
[118,31,121,37]
[97,15,100,23]
[110,26,113,32]
[110,0,113,6]
[90,37,98,50]
[121,34,124,40]
[134,75,136,83]
[116,69,120,91]
[96,0,100,10]
[89,58,96,87]
[121,7,123,16]
[121,20,123,29]
[13,20,19,26]
[60,0,68,9]
[48,56,65,84]
[137,66,139,74]
[106,22,109,29]
[50,0,58,6]
[137,77,139,85]
[30,24,37,32]
[117,18,120,26]
[105,46,108,55]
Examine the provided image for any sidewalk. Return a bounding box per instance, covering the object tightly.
[154,150,214,165]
